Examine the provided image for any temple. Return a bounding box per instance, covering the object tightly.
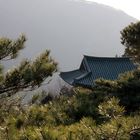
[60,55,137,88]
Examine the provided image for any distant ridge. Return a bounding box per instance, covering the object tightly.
[72,0,137,19]
[0,0,136,71]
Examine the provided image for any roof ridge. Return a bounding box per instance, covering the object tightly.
[83,55,130,59]
[83,57,91,72]
[60,69,80,74]
[74,72,90,81]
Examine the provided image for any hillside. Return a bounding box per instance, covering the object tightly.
[0,0,136,71]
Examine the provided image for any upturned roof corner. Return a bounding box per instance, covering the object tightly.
[60,56,137,88]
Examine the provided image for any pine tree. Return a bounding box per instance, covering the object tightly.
[0,35,57,97]
[121,21,140,63]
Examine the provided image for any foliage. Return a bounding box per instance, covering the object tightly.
[0,68,140,139]
[121,21,140,63]
[0,34,26,60]
[0,35,57,97]
[1,22,140,139]
[0,92,140,140]
[0,65,3,83]
[95,69,140,112]
[98,97,125,119]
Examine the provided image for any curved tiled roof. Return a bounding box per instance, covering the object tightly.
[60,69,87,85]
[60,56,137,88]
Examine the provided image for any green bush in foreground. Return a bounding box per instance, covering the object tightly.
[0,89,140,140]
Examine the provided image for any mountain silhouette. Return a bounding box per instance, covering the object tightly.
[0,0,136,71]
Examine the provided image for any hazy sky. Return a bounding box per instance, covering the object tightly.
[86,0,140,20]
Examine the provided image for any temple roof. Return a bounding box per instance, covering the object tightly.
[60,56,137,88]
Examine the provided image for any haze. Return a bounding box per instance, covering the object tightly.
[0,0,136,71]
[86,0,140,20]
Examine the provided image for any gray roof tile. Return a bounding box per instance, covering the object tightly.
[60,56,137,88]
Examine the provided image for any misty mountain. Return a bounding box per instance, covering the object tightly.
[0,0,136,71]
